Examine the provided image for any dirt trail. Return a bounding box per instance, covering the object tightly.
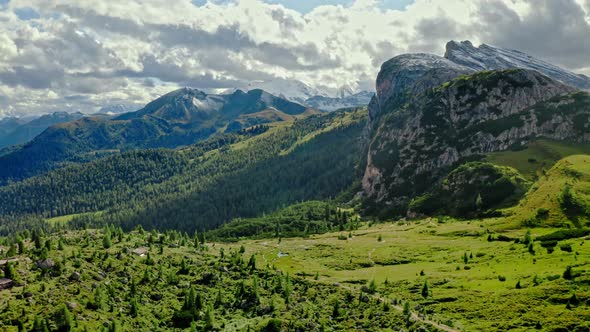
[358,243,458,332]
[335,282,458,332]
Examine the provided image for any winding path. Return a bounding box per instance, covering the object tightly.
[355,242,458,332]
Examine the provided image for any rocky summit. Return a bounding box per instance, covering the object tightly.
[445,40,590,90]
[367,53,473,122]
[363,65,586,215]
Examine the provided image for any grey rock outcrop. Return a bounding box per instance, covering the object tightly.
[362,68,583,211]
[444,40,590,90]
[36,258,55,270]
[369,53,473,121]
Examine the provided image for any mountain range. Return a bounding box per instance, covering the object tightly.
[226,78,374,111]
[0,112,85,149]
[0,88,317,183]
[1,39,590,228]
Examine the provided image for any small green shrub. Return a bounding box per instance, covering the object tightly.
[536,229,590,242]
[559,243,573,252]
[563,266,574,280]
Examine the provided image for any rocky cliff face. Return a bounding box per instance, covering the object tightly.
[444,40,590,90]
[368,53,473,122]
[362,68,584,214]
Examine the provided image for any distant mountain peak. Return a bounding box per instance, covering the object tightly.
[444,40,590,90]
[98,104,131,116]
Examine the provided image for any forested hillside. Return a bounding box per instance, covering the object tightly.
[0,89,316,184]
[0,109,367,235]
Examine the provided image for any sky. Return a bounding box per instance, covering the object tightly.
[0,0,589,117]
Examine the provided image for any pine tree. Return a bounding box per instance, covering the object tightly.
[130,298,139,317]
[421,280,429,298]
[284,274,292,304]
[332,301,341,318]
[57,304,74,331]
[103,231,112,249]
[183,287,196,311]
[247,255,256,271]
[35,235,43,250]
[17,239,25,254]
[563,266,573,280]
[403,301,410,316]
[524,230,532,245]
[368,278,377,293]
[204,306,215,331]
[214,288,223,308]
[195,292,204,311]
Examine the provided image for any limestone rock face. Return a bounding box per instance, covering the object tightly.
[368,53,473,122]
[363,68,584,213]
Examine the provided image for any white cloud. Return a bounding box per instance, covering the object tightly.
[0,33,17,62]
[0,0,588,116]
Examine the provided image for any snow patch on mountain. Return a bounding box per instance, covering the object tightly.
[445,40,590,90]
[305,91,374,111]
[98,104,132,116]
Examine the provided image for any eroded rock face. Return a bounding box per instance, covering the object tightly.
[368,53,473,122]
[363,68,583,214]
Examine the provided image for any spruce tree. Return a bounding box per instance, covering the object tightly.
[421,280,429,298]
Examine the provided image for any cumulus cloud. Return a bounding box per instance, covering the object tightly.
[0,33,18,61]
[475,0,590,70]
[0,0,588,117]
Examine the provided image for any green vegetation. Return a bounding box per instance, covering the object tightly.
[207,201,359,241]
[0,226,434,331]
[485,139,590,180]
[409,162,529,218]
[1,69,590,332]
[502,155,590,228]
[0,109,367,235]
[220,218,590,331]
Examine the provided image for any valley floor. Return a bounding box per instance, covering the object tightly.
[0,218,589,331]
[219,218,590,331]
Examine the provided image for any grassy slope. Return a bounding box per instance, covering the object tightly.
[221,219,590,331]
[501,154,590,228]
[485,139,590,180]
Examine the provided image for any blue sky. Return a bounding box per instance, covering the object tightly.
[263,0,415,12]
[193,0,416,12]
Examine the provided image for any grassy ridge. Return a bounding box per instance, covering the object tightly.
[485,139,590,180]
[502,154,590,229]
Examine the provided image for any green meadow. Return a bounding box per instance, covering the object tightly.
[220,218,590,331]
